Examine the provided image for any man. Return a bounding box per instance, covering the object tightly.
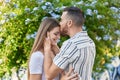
[44,6,96,80]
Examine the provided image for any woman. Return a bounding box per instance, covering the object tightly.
[28,17,79,80]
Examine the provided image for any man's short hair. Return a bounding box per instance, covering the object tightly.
[63,6,85,27]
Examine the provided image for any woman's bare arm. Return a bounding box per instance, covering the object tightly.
[30,74,42,80]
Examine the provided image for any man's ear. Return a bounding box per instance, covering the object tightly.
[67,20,73,28]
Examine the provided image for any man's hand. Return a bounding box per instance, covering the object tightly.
[60,67,79,80]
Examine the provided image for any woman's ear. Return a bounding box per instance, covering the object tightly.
[47,32,50,38]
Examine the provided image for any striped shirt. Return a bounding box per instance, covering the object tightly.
[53,31,96,80]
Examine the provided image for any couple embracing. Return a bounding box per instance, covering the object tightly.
[28,6,96,80]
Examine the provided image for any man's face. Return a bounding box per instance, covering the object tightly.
[60,12,69,36]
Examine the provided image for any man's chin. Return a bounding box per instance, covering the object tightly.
[60,32,68,37]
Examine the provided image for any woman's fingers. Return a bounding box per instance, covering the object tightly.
[44,38,51,52]
[46,32,52,45]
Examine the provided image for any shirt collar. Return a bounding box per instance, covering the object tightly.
[70,31,88,39]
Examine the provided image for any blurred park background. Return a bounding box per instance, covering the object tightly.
[0,0,120,80]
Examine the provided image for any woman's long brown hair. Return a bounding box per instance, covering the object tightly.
[27,17,60,80]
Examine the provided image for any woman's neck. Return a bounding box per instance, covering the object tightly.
[40,48,44,54]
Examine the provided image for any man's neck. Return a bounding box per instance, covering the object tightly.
[69,27,82,37]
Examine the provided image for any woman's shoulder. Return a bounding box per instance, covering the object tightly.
[31,51,44,60]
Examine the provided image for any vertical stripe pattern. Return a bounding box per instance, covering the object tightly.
[53,31,96,80]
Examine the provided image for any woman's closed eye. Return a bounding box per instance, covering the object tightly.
[54,32,60,36]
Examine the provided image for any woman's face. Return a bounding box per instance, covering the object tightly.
[48,27,60,43]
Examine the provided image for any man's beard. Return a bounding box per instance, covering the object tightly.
[60,28,68,36]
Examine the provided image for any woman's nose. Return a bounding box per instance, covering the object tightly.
[56,35,60,40]
[58,35,60,39]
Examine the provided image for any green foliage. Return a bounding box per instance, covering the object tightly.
[0,0,120,78]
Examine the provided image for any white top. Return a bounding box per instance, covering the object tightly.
[29,51,59,80]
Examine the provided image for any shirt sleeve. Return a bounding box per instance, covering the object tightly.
[53,41,78,70]
[29,52,43,74]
